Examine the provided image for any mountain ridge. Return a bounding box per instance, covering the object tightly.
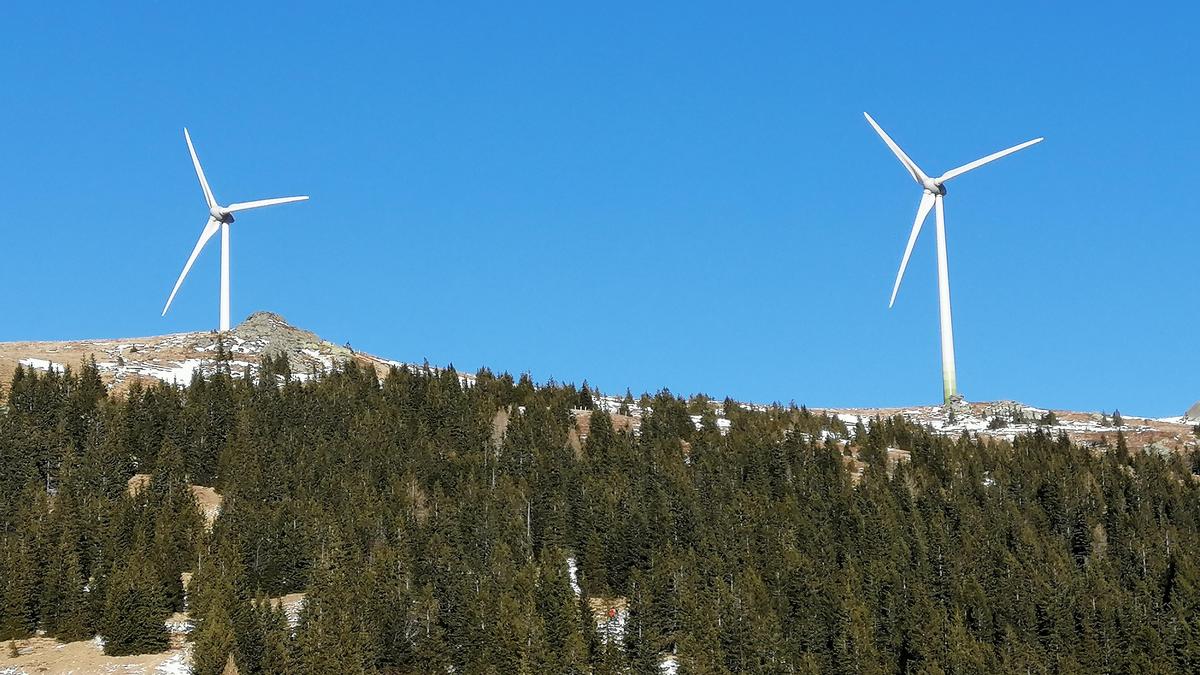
[1,311,1195,454]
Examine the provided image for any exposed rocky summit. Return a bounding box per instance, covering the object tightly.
[0,311,397,394]
[227,311,357,374]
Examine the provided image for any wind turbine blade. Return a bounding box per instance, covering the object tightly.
[162,218,221,316]
[889,191,936,308]
[224,196,309,213]
[864,112,929,185]
[938,137,1044,183]
[184,128,217,209]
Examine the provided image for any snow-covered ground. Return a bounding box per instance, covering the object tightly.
[18,357,65,374]
[815,400,1197,453]
[566,557,582,596]
[155,647,191,674]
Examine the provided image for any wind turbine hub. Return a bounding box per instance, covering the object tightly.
[210,206,234,223]
[924,181,947,196]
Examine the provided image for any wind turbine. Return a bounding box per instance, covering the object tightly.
[864,112,1042,404]
[162,129,308,332]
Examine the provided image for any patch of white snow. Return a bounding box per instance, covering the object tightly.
[18,358,65,374]
[566,557,582,596]
[155,647,192,674]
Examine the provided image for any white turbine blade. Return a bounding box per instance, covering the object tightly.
[224,195,309,213]
[162,218,220,316]
[889,191,936,308]
[184,128,216,209]
[864,112,929,185]
[937,137,1044,183]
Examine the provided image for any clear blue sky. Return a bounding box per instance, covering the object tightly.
[1,3,1196,415]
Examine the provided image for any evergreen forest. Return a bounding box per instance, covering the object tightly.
[2,352,1200,674]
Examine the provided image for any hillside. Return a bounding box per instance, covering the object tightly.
[2,322,1200,674]
[1,311,1194,454]
[0,312,422,397]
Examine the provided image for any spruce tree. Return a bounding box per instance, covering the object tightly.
[101,553,169,656]
[190,536,248,675]
[296,544,372,675]
[193,599,239,675]
[258,600,295,675]
[0,539,37,640]
[53,548,93,642]
[410,583,451,674]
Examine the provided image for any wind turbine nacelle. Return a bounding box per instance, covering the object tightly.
[923,180,947,196]
[210,207,234,223]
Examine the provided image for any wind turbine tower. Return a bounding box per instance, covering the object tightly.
[162,129,309,332]
[864,113,1042,404]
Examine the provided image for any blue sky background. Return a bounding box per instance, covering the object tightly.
[1,2,1196,415]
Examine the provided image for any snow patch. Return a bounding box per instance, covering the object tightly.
[597,606,627,644]
[301,348,334,371]
[18,357,65,374]
[689,414,732,434]
[566,557,582,596]
[141,359,208,385]
[155,647,192,674]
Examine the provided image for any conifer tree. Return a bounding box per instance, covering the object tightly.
[101,553,169,656]
[619,390,634,416]
[410,583,452,674]
[625,573,662,674]
[295,544,372,675]
[258,600,295,675]
[521,611,556,674]
[52,547,92,642]
[534,547,588,672]
[190,534,252,675]
[0,539,37,640]
[578,381,595,410]
[193,599,239,675]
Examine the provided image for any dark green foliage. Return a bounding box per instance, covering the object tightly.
[295,542,373,674]
[43,544,92,641]
[101,552,169,655]
[0,536,38,640]
[258,599,295,674]
[2,359,1200,671]
[577,381,595,410]
[192,597,238,675]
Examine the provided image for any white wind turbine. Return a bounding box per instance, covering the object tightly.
[864,112,1042,404]
[162,129,308,332]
